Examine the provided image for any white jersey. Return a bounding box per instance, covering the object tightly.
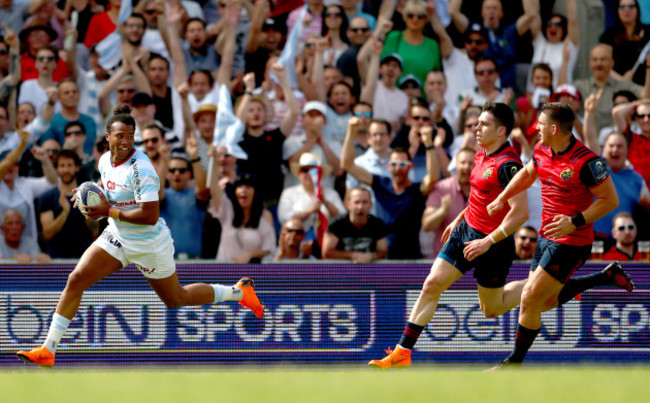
[98,149,171,251]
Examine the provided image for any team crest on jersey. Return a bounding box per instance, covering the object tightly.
[560,169,574,180]
[482,168,493,179]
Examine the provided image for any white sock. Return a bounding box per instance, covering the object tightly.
[43,313,71,354]
[212,284,243,303]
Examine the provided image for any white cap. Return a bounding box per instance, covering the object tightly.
[302,101,327,116]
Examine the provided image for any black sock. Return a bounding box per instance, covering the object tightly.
[506,323,540,363]
[557,271,610,305]
[398,322,425,350]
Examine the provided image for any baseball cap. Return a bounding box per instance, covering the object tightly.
[398,74,422,89]
[466,22,489,40]
[380,53,403,69]
[552,84,581,102]
[131,92,154,107]
[302,101,327,116]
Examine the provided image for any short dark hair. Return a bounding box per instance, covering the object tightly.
[189,69,214,87]
[474,55,498,72]
[613,90,637,103]
[148,53,170,70]
[183,17,206,34]
[37,45,60,63]
[128,13,147,27]
[369,119,391,135]
[353,101,373,113]
[143,123,164,138]
[349,186,372,199]
[391,147,412,161]
[531,63,553,82]
[55,149,81,167]
[64,120,86,135]
[540,102,575,134]
[57,77,78,89]
[482,102,514,136]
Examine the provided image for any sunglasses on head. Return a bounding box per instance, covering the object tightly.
[349,27,369,33]
[476,68,496,76]
[285,228,305,235]
[354,111,372,118]
[390,161,410,169]
[519,235,538,242]
[168,167,188,174]
[406,12,426,20]
[616,224,636,231]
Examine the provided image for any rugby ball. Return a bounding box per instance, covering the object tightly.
[75,181,106,215]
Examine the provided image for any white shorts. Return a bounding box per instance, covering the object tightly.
[93,226,176,279]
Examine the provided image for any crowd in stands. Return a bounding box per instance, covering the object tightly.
[1,0,650,263]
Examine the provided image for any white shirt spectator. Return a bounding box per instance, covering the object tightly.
[372,82,409,126]
[18,80,62,115]
[0,176,55,240]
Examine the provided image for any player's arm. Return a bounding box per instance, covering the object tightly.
[86,198,160,226]
[487,159,538,216]
[544,158,618,240]
[440,207,467,244]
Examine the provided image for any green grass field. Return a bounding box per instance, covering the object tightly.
[2,367,650,402]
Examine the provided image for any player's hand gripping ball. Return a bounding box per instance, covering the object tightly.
[75,181,106,218]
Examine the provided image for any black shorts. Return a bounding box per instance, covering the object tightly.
[439,220,516,288]
[530,236,591,284]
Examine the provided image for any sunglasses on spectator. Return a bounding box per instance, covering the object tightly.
[143,138,159,144]
[168,167,188,174]
[619,4,636,10]
[349,27,369,33]
[616,224,636,231]
[546,21,563,28]
[285,228,305,235]
[325,12,343,18]
[37,56,55,62]
[0,50,8,55]
[465,38,486,45]
[46,149,60,154]
[401,84,420,90]
[636,113,650,120]
[476,68,496,76]
[65,130,84,136]
[406,12,427,20]
[519,235,538,242]
[390,161,410,168]
[411,115,431,121]
[354,111,372,118]
[125,23,144,29]
[118,88,136,94]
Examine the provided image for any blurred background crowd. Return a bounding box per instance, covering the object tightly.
[1,0,649,264]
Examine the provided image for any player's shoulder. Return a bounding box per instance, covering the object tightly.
[568,139,600,165]
[495,143,523,165]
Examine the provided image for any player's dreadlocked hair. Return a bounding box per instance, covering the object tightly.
[106,104,136,133]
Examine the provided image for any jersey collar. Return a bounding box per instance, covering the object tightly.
[484,141,510,157]
[111,148,136,168]
[557,135,577,156]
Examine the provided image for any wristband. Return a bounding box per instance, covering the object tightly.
[191,157,201,163]
[499,225,508,238]
[425,145,436,151]
[109,207,120,221]
[488,234,497,244]
[571,212,586,227]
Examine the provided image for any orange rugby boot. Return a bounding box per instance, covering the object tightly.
[16,346,55,368]
[368,345,412,369]
[236,277,264,318]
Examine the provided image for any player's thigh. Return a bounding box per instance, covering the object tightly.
[67,245,124,290]
[521,265,564,308]
[422,257,464,295]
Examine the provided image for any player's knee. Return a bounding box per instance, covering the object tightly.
[160,294,185,309]
[65,270,91,293]
[480,306,500,318]
[421,276,447,298]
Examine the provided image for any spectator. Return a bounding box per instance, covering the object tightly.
[349,102,373,156]
[600,0,650,84]
[0,96,55,156]
[180,17,222,76]
[83,0,121,49]
[278,152,345,240]
[322,187,388,263]
[612,100,650,186]
[210,170,276,263]
[381,0,442,85]
[159,140,209,259]
[0,131,57,241]
[0,0,30,36]
[570,44,650,133]
[246,6,285,88]
[517,63,552,138]
[146,55,175,130]
[41,78,97,155]
[421,147,474,257]
[459,56,514,108]
[18,46,61,114]
[602,212,643,260]
[0,208,50,263]
[287,0,324,44]
[140,0,171,60]
[37,150,95,258]
[283,101,344,190]
[61,121,96,183]
[130,92,182,153]
[320,4,349,67]
[19,24,70,81]
[527,0,579,91]
[449,0,536,90]
[272,218,315,261]
[550,84,583,140]
[446,108,480,174]
[514,225,538,260]
[342,117,439,259]
[72,45,110,139]
[423,70,459,138]
[399,74,423,102]
[191,103,217,172]
[236,66,299,206]
[336,16,372,94]
[340,0,376,30]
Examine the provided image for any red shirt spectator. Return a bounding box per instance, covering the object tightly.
[21,52,70,82]
[83,11,116,49]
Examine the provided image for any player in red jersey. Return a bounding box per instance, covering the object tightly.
[369,102,529,369]
[488,103,634,368]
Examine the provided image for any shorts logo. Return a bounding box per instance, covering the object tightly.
[482,168,493,179]
[139,266,156,275]
[100,231,122,248]
[560,169,574,180]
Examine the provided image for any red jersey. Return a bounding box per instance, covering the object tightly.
[465,142,523,234]
[533,137,609,246]
[602,246,642,261]
[623,125,650,185]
